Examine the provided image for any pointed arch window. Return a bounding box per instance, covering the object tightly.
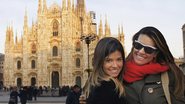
[17,61,21,69]
[76,58,80,68]
[53,20,59,36]
[31,60,36,69]
[53,46,58,56]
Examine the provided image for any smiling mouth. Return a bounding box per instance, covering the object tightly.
[134,53,145,60]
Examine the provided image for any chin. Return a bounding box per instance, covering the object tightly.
[134,59,147,66]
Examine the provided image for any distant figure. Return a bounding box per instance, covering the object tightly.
[19,86,28,104]
[33,87,38,100]
[66,85,81,104]
[9,87,18,104]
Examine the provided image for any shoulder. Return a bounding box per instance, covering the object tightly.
[89,80,117,98]
[95,80,115,91]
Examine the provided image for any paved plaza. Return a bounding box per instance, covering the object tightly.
[0,91,66,104]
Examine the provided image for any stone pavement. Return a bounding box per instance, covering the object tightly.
[0,91,66,104]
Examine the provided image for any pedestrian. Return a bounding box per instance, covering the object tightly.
[82,37,127,104]
[66,85,81,104]
[8,86,18,104]
[33,87,38,100]
[19,86,28,104]
[124,26,185,104]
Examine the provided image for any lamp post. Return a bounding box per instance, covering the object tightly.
[81,35,96,77]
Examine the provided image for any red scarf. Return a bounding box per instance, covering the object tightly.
[123,61,169,83]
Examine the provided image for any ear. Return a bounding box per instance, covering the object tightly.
[154,51,159,57]
[152,52,158,62]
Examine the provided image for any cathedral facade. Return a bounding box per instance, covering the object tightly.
[4,0,124,88]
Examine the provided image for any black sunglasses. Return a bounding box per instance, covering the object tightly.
[133,40,157,54]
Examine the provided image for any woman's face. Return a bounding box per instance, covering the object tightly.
[133,34,157,65]
[103,50,123,78]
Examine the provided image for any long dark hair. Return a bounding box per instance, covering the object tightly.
[127,26,184,99]
[83,37,126,97]
[93,37,125,81]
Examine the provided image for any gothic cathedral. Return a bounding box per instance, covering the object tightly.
[4,0,125,88]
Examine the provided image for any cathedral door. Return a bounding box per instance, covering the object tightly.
[31,77,36,86]
[17,78,22,87]
[75,76,81,87]
[52,71,59,88]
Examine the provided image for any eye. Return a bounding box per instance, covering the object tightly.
[104,58,111,63]
[117,58,123,62]
[133,41,143,50]
[144,47,156,54]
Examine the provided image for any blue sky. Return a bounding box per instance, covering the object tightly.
[0,0,185,58]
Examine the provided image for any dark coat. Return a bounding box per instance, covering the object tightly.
[86,80,127,104]
[19,90,27,104]
[125,70,185,104]
[66,89,81,104]
[9,91,19,104]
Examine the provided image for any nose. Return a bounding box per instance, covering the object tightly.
[138,47,146,54]
[112,61,118,67]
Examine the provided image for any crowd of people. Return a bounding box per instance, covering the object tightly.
[8,86,34,104]
[5,85,76,104]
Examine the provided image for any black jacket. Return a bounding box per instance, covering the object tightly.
[66,89,81,104]
[87,80,127,104]
[19,90,27,103]
[125,71,185,104]
[9,91,19,104]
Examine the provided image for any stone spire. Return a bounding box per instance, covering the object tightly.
[23,9,28,34]
[98,16,103,39]
[15,32,18,44]
[38,0,42,14]
[43,0,47,13]
[24,9,28,28]
[72,0,75,12]
[5,26,13,52]
[5,26,11,43]
[119,24,124,44]
[118,25,120,36]
[67,0,71,10]
[9,25,14,45]
[121,25,124,35]
[104,15,110,37]
[62,0,67,10]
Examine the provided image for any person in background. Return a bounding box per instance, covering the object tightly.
[82,37,127,104]
[66,84,81,104]
[124,26,185,104]
[9,86,18,104]
[19,86,28,104]
[33,86,38,100]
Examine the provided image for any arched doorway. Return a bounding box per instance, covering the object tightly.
[31,77,36,86]
[75,76,81,87]
[17,78,22,87]
[52,71,59,88]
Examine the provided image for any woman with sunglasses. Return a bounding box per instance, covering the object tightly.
[124,26,185,104]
